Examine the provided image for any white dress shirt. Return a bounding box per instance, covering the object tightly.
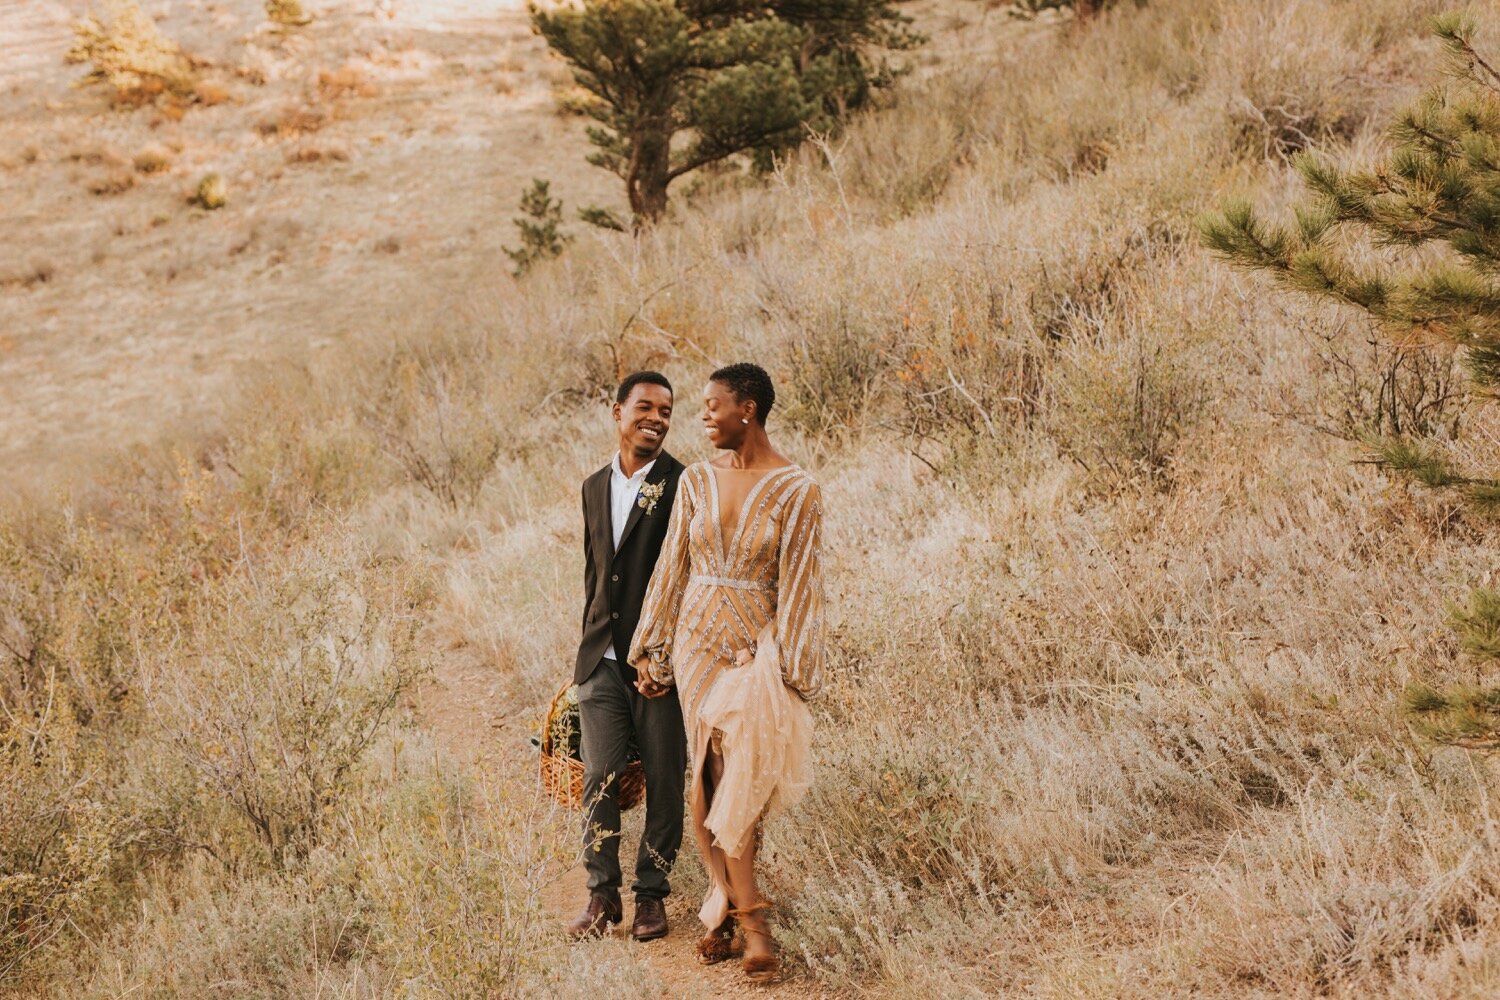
[603,453,656,661]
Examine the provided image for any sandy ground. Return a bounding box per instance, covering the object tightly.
[0,0,608,494]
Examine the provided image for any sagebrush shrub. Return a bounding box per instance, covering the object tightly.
[1050,326,1208,488]
[0,708,119,982]
[66,0,195,102]
[363,351,503,510]
[265,0,311,27]
[157,560,429,868]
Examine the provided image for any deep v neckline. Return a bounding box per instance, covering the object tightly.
[708,464,795,569]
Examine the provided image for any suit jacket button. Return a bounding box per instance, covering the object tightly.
[611,612,619,619]
[611,574,620,582]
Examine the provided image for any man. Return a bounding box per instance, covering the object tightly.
[567,371,688,942]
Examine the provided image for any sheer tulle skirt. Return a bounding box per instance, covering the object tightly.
[689,622,813,931]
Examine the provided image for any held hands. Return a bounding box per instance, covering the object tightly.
[633,647,752,698]
[634,669,670,699]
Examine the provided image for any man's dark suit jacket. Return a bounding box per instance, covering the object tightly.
[575,451,685,685]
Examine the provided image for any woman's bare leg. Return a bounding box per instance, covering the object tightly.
[699,747,731,899]
[692,746,738,959]
[703,747,772,964]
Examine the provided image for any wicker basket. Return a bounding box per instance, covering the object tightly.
[539,681,646,811]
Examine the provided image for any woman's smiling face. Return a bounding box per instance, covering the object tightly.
[701,379,750,449]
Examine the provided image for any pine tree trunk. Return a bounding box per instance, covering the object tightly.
[626,127,671,228]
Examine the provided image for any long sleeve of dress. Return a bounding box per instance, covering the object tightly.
[628,472,693,687]
[774,479,825,699]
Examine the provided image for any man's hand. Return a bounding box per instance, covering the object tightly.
[635,673,670,699]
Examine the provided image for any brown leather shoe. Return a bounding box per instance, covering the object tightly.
[631,897,669,941]
[566,893,622,940]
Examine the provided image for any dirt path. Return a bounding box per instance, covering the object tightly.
[422,662,829,999]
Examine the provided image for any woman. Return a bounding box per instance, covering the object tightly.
[629,362,824,982]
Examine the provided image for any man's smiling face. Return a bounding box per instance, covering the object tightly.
[614,382,673,460]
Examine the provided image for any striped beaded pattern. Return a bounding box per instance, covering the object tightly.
[630,461,826,721]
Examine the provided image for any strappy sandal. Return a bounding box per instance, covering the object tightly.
[696,914,741,965]
[729,902,778,984]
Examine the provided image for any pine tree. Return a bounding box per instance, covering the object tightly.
[530,0,920,227]
[768,0,922,117]
[1200,13,1500,748]
[1008,0,1121,20]
[505,179,573,276]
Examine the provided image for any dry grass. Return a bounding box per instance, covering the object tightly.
[266,0,313,28]
[65,0,197,104]
[8,0,1500,995]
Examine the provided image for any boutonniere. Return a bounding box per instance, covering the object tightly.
[637,480,665,516]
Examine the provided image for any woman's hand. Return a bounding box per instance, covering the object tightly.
[635,672,670,699]
[734,647,754,669]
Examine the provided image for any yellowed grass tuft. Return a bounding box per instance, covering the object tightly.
[265,0,311,27]
[65,0,196,104]
[131,143,172,173]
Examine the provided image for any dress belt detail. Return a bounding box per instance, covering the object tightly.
[690,574,772,592]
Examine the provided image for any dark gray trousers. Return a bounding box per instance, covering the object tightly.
[578,657,687,901]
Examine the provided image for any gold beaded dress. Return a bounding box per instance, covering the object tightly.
[629,461,825,930]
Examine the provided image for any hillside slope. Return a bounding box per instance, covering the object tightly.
[0,0,606,490]
[6,1,1500,997]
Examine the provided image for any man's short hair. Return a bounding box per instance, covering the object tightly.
[616,370,673,405]
[709,362,774,425]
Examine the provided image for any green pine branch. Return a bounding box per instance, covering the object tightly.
[504,179,573,277]
[1449,588,1500,659]
[1403,682,1500,750]
[1364,434,1467,488]
[1435,12,1500,95]
[1197,199,1294,272]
